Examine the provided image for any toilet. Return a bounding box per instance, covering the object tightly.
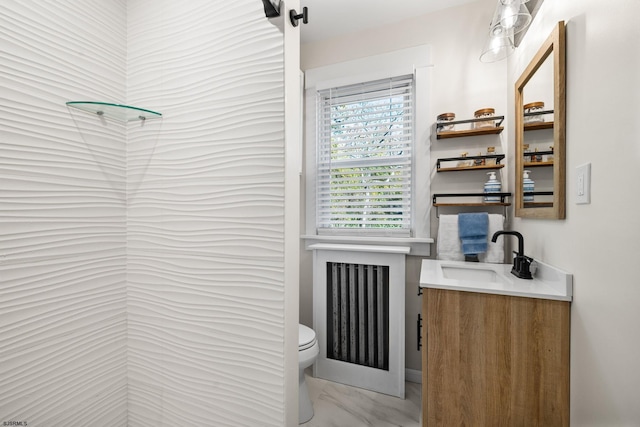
[298,324,319,424]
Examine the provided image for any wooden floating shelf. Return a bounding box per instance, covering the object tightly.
[437,154,505,171]
[433,202,511,207]
[433,192,512,216]
[432,192,511,205]
[524,202,554,208]
[437,126,504,139]
[438,164,505,172]
[524,161,554,167]
[524,121,554,131]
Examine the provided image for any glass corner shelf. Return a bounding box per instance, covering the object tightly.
[66,101,162,122]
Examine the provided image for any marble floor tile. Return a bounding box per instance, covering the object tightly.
[301,373,421,427]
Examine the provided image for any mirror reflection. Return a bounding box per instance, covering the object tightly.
[522,54,554,208]
[515,21,566,219]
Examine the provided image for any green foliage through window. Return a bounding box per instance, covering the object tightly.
[317,75,414,234]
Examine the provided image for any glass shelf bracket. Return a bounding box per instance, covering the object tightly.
[66,101,162,122]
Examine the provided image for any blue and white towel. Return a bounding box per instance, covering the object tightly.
[458,212,489,256]
[437,214,505,263]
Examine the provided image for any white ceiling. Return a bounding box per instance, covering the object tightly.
[299,0,479,44]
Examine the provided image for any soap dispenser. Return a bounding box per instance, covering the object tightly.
[483,171,501,202]
[523,170,535,202]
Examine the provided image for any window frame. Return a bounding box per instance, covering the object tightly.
[303,46,432,254]
[315,75,415,236]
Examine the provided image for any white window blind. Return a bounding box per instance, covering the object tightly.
[316,75,413,236]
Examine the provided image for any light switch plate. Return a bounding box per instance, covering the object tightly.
[576,163,591,204]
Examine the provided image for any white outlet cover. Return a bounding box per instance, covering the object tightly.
[576,163,591,204]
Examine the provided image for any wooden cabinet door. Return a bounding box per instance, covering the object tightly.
[422,288,569,427]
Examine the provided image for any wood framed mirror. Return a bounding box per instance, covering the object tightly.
[515,21,566,219]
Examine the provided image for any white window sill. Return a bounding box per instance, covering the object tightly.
[301,234,433,256]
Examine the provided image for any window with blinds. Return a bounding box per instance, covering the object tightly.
[316,75,414,236]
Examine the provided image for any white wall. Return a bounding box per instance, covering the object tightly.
[300,0,504,372]
[282,0,302,424]
[0,1,128,425]
[1,1,291,426]
[126,1,286,425]
[303,0,640,424]
[508,0,640,424]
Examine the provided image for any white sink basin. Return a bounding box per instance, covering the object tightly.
[419,259,572,301]
[441,265,507,283]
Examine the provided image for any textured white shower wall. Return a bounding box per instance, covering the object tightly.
[0,0,286,426]
[126,1,285,426]
[0,1,129,426]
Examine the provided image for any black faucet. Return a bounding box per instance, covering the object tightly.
[491,230,533,279]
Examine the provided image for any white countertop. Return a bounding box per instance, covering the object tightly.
[419,259,572,301]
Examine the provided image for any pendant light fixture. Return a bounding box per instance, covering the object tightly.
[480,0,532,63]
[498,0,532,35]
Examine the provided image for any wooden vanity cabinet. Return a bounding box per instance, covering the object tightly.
[421,288,570,426]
